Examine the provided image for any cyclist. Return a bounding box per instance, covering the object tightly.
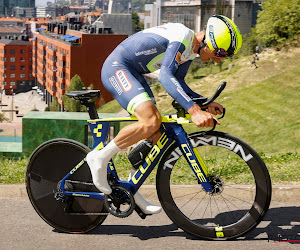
[87,15,242,214]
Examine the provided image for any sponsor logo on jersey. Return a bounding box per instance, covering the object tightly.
[170,78,192,102]
[109,76,123,95]
[135,48,157,56]
[152,62,161,71]
[112,61,119,67]
[115,70,132,92]
[175,51,182,64]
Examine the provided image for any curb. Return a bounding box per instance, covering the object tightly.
[0,184,299,203]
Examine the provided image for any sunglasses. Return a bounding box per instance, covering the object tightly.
[214,48,227,58]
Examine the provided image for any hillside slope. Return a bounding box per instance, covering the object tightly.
[155,39,300,154]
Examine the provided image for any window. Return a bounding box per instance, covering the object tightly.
[20,57,25,62]
[20,73,26,78]
[20,49,25,54]
[3,49,6,54]
[10,57,15,62]
[20,65,25,70]
[3,73,6,78]
[10,81,15,86]
[10,65,16,70]
[29,73,32,78]
[3,81,7,86]
[29,49,32,54]
[10,73,15,78]
[3,65,6,70]
[10,49,15,54]
[3,57,6,62]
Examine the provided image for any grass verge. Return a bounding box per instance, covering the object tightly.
[1,151,298,185]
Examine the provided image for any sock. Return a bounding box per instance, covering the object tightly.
[128,169,162,214]
[86,139,121,194]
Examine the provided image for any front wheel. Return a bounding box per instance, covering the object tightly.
[26,138,108,233]
[157,131,271,240]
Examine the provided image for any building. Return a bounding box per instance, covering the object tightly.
[12,7,36,18]
[0,17,25,27]
[0,39,34,95]
[0,0,35,16]
[32,25,127,110]
[0,17,34,38]
[144,3,157,29]
[36,7,57,18]
[145,0,259,35]
[0,25,26,39]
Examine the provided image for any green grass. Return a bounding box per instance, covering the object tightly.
[0,156,28,184]
[97,99,122,113]
[1,151,298,185]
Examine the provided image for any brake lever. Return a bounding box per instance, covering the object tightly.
[207,108,226,132]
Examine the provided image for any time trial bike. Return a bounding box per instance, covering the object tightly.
[25,82,272,240]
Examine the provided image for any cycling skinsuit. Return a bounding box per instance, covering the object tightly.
[101,23,201,114]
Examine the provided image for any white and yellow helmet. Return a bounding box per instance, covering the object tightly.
[205,15,242,57]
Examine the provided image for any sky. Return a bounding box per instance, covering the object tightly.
[35,0,55,7]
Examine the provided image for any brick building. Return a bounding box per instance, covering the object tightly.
[32,26,127,109]
[0,39,34,95]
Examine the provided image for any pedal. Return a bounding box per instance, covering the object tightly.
[135,205,150,219]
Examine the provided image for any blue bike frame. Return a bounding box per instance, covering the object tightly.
[59,118,213,200]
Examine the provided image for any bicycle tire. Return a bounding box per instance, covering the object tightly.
[26,138,108,233]
[157,131,271,240]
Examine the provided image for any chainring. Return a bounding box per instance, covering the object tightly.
[104,185,135,218]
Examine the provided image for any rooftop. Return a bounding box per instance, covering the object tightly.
[0,39,31,45]
[0,17,24,23]
[0,25,25,34]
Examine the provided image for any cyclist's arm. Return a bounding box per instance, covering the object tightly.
[176,61,223,115]
[158,41,196,111]
[174,60,202,99]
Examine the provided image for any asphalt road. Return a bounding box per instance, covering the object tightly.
[0,197,299,250]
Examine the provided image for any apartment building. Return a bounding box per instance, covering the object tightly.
[0,39,34,95]
[32,26,127,109]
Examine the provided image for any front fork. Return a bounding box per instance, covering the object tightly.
[169,124,213,193]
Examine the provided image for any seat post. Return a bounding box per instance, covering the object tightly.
[82,100,99,119]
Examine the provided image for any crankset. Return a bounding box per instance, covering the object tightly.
[104,185,135,218]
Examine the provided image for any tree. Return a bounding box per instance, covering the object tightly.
[49,96,60,111]
[255,0,300,46]
[132,12,143,32]
[63,74,85,112]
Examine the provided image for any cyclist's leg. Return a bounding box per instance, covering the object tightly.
[87,60,162,213]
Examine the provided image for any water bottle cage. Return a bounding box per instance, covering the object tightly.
[128,140,153,169]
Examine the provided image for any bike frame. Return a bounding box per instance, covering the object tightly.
[59,114,213,200]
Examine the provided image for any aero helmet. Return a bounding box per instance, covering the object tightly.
[205,15,242,57]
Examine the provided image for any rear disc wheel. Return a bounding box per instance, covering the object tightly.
[26,138,108,233]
